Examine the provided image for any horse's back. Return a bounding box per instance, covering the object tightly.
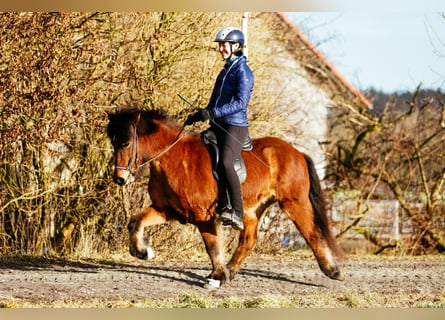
[242,136,310,198]
[249,136,307,169]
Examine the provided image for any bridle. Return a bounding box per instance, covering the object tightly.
[114,123,140,176]
[114,117,186,176]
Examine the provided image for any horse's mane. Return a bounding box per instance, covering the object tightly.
[111,108,173,122]
[107,108,180,140]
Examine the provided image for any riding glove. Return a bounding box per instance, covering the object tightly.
[184,109,213,126]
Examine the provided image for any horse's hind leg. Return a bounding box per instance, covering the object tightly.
[196,220,229,287]
[127,207,167,260]
[280,199,344,281]
[226,208,260,280]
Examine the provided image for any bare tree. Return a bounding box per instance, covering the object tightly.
[325,86,445,254]
[0,12,275,256]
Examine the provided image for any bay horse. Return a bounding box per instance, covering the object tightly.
[107,108,345,288]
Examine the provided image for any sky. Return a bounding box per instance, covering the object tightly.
[286,11,445,93]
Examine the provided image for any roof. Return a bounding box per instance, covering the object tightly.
[275,12,372,108]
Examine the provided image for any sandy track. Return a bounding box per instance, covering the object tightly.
[0,254,444,305]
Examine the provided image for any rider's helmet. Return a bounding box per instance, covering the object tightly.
[214,27,244,55]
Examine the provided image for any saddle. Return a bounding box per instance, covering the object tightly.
[201,129,252,184]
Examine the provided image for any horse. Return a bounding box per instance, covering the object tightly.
[107,108,346,288]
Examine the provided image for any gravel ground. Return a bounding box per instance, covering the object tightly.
[0,253,444,307]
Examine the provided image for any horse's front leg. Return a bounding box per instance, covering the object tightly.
[128,207,167,260]
[196,220,229,288]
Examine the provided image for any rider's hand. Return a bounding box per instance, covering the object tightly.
[201,109,213,121]
[184,110,201,126]
[184,109,213,126]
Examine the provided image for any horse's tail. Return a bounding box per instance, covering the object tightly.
[304,154,346,260]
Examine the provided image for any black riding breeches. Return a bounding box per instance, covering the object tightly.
[213,124,249,216]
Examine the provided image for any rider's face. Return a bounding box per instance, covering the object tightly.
[218,42,239,60]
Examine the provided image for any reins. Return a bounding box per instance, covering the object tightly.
[141,127,186,166]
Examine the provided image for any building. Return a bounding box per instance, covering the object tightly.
[242,12,371,178]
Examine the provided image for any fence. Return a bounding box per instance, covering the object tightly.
[256,199,445,252]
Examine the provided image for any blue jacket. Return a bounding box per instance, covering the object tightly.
[206,56,254,127]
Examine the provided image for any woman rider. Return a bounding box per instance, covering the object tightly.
[185,27,254,231]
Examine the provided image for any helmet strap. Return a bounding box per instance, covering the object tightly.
[228,43,242,59]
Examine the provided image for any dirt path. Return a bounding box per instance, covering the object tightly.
[0,254,444,306]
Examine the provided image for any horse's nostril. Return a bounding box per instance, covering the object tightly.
[114,177,126,186]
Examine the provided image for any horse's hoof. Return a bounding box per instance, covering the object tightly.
[130,247,154,260]
[329,269,345,281]
[229,270,238,281]
[204,278,221,289]
[146,246,156,260]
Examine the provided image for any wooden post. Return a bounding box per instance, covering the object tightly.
[242,12,249,60]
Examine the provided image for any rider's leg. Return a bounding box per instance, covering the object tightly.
[218,125,248,229]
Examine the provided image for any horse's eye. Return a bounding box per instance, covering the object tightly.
[122,142,130,149]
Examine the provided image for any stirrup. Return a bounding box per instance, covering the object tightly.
[220,210,244,231]
[220,210,233,225]
[216,204,232,215]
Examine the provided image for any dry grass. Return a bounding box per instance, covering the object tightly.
[1,290,444,308]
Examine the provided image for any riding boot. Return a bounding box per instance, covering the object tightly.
[219,190,244,230]
[216,188,231,214]
[220,209,244,231]
[230,211,244,231]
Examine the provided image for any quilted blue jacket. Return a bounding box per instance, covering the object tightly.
[205,56,254,127]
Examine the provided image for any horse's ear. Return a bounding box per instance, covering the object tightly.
[133,112,142,130]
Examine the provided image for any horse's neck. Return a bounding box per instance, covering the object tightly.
[139,122,182,162]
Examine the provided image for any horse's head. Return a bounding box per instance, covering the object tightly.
[107,111,142,186]
[107,108,182,186]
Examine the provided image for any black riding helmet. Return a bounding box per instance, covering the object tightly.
[214,27,245,56]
